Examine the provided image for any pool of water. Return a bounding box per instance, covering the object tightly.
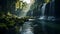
[20,18,60,34]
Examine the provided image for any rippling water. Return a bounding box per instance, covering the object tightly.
[21,22,34,34]
[19,18,60,34]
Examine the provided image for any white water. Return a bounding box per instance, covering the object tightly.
[21,22,34,34]
[39,3,47,34]
[39,3,47,20]
[20,2,47,34]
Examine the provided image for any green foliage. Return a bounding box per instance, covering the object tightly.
[0,23,8,29]
[0,12,31,34]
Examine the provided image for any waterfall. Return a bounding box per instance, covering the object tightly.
[31,11,33,16]
[21,22,34,34]
[38,3,47,34]
[39,3,47,20]
[18,0,55,34]
[41,3,46,16]
[48,0,55,21]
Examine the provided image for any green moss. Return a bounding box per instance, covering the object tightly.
[15,26,20,33]
[8,20,15,26]
[0,13,32,34]
[0,23,8,30]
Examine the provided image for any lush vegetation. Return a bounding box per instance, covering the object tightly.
[0,12,34,34]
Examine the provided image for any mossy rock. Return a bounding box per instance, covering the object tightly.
[0,13,32,34]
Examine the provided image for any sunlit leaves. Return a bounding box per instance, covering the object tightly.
[0,23,8,30]
[16,1,20,9]
[15,0,27,11]
[44,0,50,3]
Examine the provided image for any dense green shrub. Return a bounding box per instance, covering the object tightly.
[0,13,31,34]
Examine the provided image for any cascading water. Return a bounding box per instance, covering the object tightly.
[48,0,55,21]
[38,3,47,34]
[18,0,55,34]
[39,0,55,34]
[39,3,47,20]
